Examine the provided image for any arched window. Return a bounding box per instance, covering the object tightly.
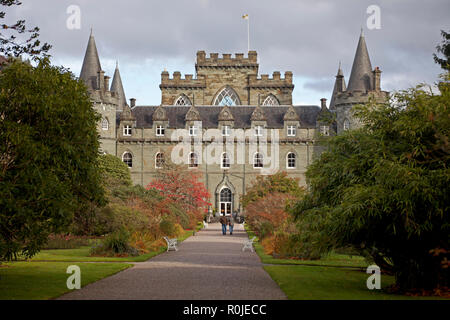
[122,152,132,168]
[253,153,263,168]
[221,152,230,169]
[262,94,280,106]
[343,118,350,131]
[174,94,192,106]
[155,152,165,168]
[219,188,232,216]
[189,152,198,168]
[213,86,241,106]
[287,153,296,169]
[101,118,109,130]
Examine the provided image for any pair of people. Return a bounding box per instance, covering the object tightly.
[219,215,234,235]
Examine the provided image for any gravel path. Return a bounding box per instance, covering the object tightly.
[58,223,287,300]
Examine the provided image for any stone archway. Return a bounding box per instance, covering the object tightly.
[214,174,236,217]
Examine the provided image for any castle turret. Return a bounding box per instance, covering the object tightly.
[333,30,389,134]
[329,62,346,110]
[80,30,102,90]
[111,61,127,111]
[347,29,373,92]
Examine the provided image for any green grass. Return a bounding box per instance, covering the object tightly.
[23,229,196,263]
[245,227,368,268]
[264,265,441,300]
[0,261,132,300]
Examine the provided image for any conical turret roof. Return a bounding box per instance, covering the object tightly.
[80,30,102,90]
[347,30,373,92]
[329,63,346,110]
[111,61,127,109]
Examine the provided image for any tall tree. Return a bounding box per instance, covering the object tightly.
[433,30,450,71]
[0,59,105,260]
[0,0,51,60]
[292,77,450,291]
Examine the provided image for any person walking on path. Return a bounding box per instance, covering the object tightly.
[219,215,227,235]
[229,216,234,235]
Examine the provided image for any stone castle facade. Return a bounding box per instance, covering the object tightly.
[79,30,388,216]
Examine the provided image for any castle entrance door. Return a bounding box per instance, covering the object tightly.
[219,188,232,216]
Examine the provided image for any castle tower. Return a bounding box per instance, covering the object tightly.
[80,30,102,90]
[334,30,389,133]
[79,31,119,155]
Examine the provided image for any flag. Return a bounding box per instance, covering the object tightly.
[242,14,248,19]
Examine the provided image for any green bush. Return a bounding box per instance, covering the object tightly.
[91,228,138,256]
[159,219,176,236]
[43,235,92,249]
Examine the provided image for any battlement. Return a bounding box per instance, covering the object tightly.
[247,71,294,89]
[195,50,258,68]
[160,71,206,89]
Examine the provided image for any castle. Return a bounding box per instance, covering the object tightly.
[79,30,388,216]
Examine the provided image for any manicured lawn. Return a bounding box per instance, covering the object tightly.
[25,229,197,262]
[245,226,446,300]
[0,261,132,300]
[264,265,441,300]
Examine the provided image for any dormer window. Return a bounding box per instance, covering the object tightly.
[189,125,198,136]
[287,125,296,137]
[222,125,231,136]
[156,125,165,136]
[123,125,132,136]
[254,125,263,137]
[320,125,330,136]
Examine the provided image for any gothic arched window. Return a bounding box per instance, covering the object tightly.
[101,118,109,130]
[155,152,165,168]
[213,86,241,106]
[122,152,132,168]
[174,94,192,106]
[262,94,280,106]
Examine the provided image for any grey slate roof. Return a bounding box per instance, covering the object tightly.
[129,105,320,129]
[347,30,373,92]
[80,31,101,90]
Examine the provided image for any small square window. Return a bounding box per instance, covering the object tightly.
[189,126,198,136]
[123,125,132,136]
[287,125,296,137]
[156,125,165,136]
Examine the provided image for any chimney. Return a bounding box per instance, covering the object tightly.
[104,76,110,91]
[98,70,105,91]
[130,98,136,108]
[320,98,327,109]
[372,67,381,91]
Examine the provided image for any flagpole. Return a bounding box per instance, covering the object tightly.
[247,16,250,52]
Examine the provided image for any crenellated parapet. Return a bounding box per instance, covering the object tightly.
[195,51,258,70]
[248,71,294,89]
[159,71,206,89]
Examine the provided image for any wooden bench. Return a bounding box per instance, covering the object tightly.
[163,236,178,252]
[242,236,256,252]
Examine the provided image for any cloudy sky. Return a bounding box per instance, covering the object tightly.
[6,0,450,105]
